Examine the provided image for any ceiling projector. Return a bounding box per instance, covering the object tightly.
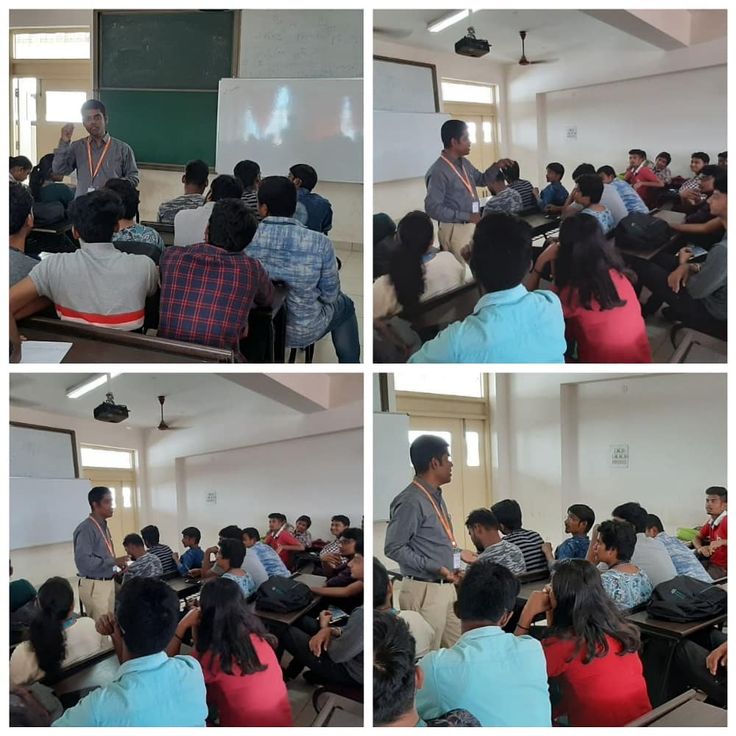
[94,392,129,423]
[455,27,490,57]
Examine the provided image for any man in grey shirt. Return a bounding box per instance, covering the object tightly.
[73,486,120,621]
[53,98,138,197]
[9,182,39,286]
[385,434,462,650]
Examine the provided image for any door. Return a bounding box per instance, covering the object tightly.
[11,77,38,160]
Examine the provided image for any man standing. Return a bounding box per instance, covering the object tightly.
[73,486,120,620]
[425,119,511,262]
[53,99,139,196]
[384,434,462,650]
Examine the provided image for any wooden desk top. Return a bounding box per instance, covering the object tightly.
[255,574,326,626]
[627,609,727,639]
[517,577,551,603]
[166,577,201,598]
[643,699,726,727]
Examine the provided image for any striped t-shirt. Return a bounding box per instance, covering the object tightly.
[28,242,158,330]
[503,528,548,574]
[148,544,178,577]
[241,188,261,218]
[609,178,649,215]
[508,179,537,210]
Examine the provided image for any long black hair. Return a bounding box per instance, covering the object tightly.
[555,213,635,311]
[546,559,641,664]
[29,153,55,199]
[29,577,74,678]
[196,576,274,676]
[388,210,434,312]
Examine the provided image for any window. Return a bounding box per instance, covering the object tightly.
[482,120,493,143]
[45,91,86,123]
[466,121,477,145]
[465,431,480,467]
[394,372,483,398]
[80,445,134,469]
[122,485,133,509]
[441,80,494,105]
[13,31,91,60]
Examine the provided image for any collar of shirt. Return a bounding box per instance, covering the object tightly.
[459,625,506,643]
[710,510,727,527]
[439,150,466,171]
[473,284,529,313]
[79,241,119,255]
[114,651,168,681]
[413,475,442,500]
[88,133,112,148]
[271,525,288,539]
[262,216,302,226]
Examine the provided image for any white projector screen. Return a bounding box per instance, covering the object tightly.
[216,78,363,183]
[10,423,78,479]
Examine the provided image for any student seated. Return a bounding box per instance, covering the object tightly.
[194,526,267,587]
[167,576,292,726]
[374,611,480,727]
[718,150,727,169]
[319,514,351,573]
[673,633,727,707]
[373,210,467,319]
[9,182,39,287]
[9,560,37,626]
[10,577,107,688]
[678,151,710,207]
[373,557,435,660]
[10,189,158,330]
[309,528,364,612]
[564,163,628,226]
[668,165,725,249]
[104,179,164,250]
[173,526,204,577]
[536,162,568,213]
[416,562,550,726]
[491,499,548,575]
[263,512,305,567]
[541,504,595,566]
[174,174,243,247]
[527,214,652,363]
[624,149,663,209]
[242,527,290,579]
[121,533,163,584]
[514,559,651,726]
[597,166,648,214]
[293,515,313,548]
[9,155,32,183]
[462,508,526,574]
[644,514,712,583]
[248,176,361,363]
[158,158,209,224]
[213,538,256,599]
[653,151,673,185]
[572,175,614,235]
[29,153,73,209]
[587,520,653,611]
[53,577,207,726]
[409,214,566,363]
[289,163,333,234]
[233,159,261,216]
[373,213,398,280]
[141,525,178,577]
[693,486,727,578]
[158,198,274,357]
[281,546,364,688]
[503,161,536,210]
[482,170,523,216]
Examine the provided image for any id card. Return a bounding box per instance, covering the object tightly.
[453,550,462,570]
[472,201,480,214]
[87,186,96,193]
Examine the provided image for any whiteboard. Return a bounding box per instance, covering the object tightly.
[374,59,438,113]
[10,477,92,549]
[216,78,363,184]
[10,423,78,479]
[374,110,450,183]
[373,412,412,521]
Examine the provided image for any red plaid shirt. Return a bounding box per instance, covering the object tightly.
[158,243,273,356]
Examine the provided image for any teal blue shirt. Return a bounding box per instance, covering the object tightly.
[416,627,552,727]
[52,652,207,727]
[409,285,565,363]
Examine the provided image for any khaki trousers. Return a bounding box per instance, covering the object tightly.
[78,578,115,621]
[398,577,461,651]
[437,222,476,265]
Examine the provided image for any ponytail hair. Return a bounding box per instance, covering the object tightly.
[29,577,74,679]
[29,154,55,199]
[389,210,434,313]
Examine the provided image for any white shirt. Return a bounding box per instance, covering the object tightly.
[173,201,214,246]
[632,532,677,587]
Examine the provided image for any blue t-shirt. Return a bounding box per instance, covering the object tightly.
[223,570,256,598]
[176,546,205,576]
[610,178,649,215]
[581,207,615,235]
[538,181,569,209]
[555,535,590,560]
[297,187,333,234]
[252,541,290,578]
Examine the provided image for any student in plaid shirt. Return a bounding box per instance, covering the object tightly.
[157,199,273,358]
[679,152,710,207]
[247,177,360,363]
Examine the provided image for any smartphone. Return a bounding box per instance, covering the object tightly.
[328,605,349,623]
[687,246,708,260]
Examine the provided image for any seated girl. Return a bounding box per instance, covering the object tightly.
[572,175,615,235]
[213,538,256,600]
[29,154,74,210]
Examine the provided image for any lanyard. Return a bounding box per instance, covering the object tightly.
[440,155,477,200]
[88,516,115,559]
[86,137,112,183]
[412,480,456,546]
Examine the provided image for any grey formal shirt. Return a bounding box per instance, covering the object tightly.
[53,133,139,196]
[425,152,500,224]
[73,515,116,579]
[329,606,364,684]
[688,237,727,321]
[384,477,454,578]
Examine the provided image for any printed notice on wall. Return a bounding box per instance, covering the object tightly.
[566,126,578,141]
[206,492,217,504]
[609,444,629,468]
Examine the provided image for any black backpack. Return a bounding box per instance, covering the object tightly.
[647,575,727,622]
[254,576,313,613]
[614,212,670,251]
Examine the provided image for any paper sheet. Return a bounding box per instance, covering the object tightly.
[20,340,72,364]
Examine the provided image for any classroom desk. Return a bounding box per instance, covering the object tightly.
[32,220,73,236]
[615,210,684,261]
[521,212,561,238]
[52,651,119,697]
[626,689,727,728]
[255,573,326,626]
[166,576,201,599]
[517,576,551,605]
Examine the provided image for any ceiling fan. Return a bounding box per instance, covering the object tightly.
[156,395,186,431]
[518,30,554,65]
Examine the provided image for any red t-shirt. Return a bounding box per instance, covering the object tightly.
[557,270,652,363]
[700,514,727,569]
[264,528,302,565]
[193,635,293,727]
[543,635,651,726]
[624,166,660,209]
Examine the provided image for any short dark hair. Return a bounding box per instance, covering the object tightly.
[503,160,521,182]
[68,189,124,243]
[597,519,636,562]
[373,557,391,609]
[355,537,364,556]
[645,514,664,534]
[568,504,596,532]
[456,561,520,623]
[233,159,260,189]
[706,486,727,500]
[547,162,564,178]
[332,515,351,526]
[296,515,312,527]
[219,525,243,540]
[576,174,604,204]
[441,119,467,148]
[218,537,245,568]
[596,165,616,178]
[572,163,596,181]
[10,155,33,171]
[373,612,416,726]
[81,99,106,117]
[123,532,145,548]
[718,151,727,160]
[258,176,297,217]
[207,198,258,252]
[656,152,671,164]
[409,434,449,474]
[700,164,721,179]
[465,508,499,530]
[242,527,260,542]
[612,502,648,533]
[490,499,522,531]
[210,174,243,202]
[88,486,111,510]
[470,213,532,292]
[628,149,647,159]
[290,163,318,191]
[714,174,728,194]
[341,527,364,548]
[9,182,33,235]
[268,513,287,524]
[140,525,160,547]
[103,178,139,220]
[691,151,710,164]
[116,577,179,657]
[184,159,209,187]
[181,526,201,544]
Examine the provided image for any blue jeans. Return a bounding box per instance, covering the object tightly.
[320,292,360,363]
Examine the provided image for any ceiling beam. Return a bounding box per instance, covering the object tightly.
[218,374,331,413]
[583,9,691,50]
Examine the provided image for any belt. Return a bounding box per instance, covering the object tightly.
[404,574,449,585]
[81,576,113,581]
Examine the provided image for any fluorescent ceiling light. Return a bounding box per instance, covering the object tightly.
[428,9,470,33]
[66,373,119,399]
